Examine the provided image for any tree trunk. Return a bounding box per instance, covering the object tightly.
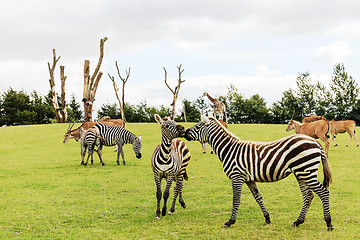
[47,49,67,123]
[82,37,107,121]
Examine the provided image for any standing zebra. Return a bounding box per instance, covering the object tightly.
[184,116,333,231]
[86,123,142,166]
[151,114,191,220]
[79,126,103,165]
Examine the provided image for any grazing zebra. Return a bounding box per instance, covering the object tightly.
[151,114,191,220]
[184,116,333,231]
[87,123,142,166]
[79,126,103,165]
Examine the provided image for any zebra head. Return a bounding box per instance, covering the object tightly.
[132,135,142,159]
[185,115,210,142]
[154,114,186,139]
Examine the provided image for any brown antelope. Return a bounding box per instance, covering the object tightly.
[63,119,125,143]
[330,120,359,147]
[99,116,126,127]
[302,115,325,123]
[63,122,98,143]
[203,92,227,122]
[286,119,330,156]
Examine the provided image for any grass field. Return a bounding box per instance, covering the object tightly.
[0,122,359,239]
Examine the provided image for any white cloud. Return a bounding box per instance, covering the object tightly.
[312,41,353,65]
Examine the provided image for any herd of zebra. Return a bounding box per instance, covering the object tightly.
[63,111,336,231]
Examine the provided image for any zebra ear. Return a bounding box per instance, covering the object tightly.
[138,135,142,141]
[201,115,210,125]
[154,114,162,124]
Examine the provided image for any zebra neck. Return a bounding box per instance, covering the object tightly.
[159,136,173,163]
[126,132,136,144]
[207,121,235,162]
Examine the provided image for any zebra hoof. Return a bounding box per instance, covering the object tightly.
[327,225,334,231]
[155,216,160,221]
[180,201,186,208]
[223,219,235,228]
[168,211,173,215]
[102,163,105,166]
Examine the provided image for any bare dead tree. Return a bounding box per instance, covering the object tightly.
[47,49,67,123]
[82,37,108,121]
[108,61,130,121]
[164,64,185,120]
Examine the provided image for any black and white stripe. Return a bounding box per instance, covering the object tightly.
[89,123,142,166]
[79,127,102,165]
[185,116,333,231]
[151,114,191,220]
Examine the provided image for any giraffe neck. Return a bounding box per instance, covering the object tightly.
[206,93,216,104]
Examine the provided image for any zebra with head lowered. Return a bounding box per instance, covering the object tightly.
[86,123,142,166]
[184,115,333,231]
[151,114,191,220]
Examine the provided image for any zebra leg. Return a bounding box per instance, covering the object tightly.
[80,143,86,165]
[162,175,174,216]
[223,177,244,228]
[85,145,93,166]
[293,180,314,227]
[178,180,186,209]
[154,173,162,220]
[169,177,184,215]
[96,143,105,166]
[246,182,271,224]
[117,143,126,165]
[201,142,206,154]
[305,179,333,231]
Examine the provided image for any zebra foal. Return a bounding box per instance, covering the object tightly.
[184,116,333,231]
[86,123,142,166]
[151,114,191,220]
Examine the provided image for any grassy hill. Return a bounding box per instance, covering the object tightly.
[0,122,359,239]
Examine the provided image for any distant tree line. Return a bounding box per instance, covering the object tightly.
[0,89,82,126]
[1,63,359,126]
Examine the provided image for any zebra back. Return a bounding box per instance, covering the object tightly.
[187,117,329,184]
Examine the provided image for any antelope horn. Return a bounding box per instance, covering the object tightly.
[291,111,295,121]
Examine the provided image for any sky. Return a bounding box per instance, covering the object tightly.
[1,0,360,117]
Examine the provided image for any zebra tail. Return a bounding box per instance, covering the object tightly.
[321,150,332,189]
[184,169,189,181]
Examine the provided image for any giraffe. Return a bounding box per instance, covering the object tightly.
[202,92,227,122]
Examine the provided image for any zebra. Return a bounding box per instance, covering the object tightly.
[184,115,333,231]
[151,114,191,220]
[79,126,103,165]
[86,123,142,166]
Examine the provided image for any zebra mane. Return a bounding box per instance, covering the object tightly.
[208,117,241,142]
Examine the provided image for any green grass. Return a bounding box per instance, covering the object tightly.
[0,122,359,239]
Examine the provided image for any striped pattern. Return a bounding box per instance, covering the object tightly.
[152,115,191,219]
[90,123,142,165]
[185,117,333,231]
[79,127,102,165]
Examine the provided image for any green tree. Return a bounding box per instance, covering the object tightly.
[242,94,271,123]
[330,63,359,119]
[296,72,316,115]
[97,103,121,120]
[67,94,83,122]
[225,84,245,123]
[0,88,35,125]
[193,96,209,115]
[30,90,55,124]
[176,99,201,122]
[271,89,301,123]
